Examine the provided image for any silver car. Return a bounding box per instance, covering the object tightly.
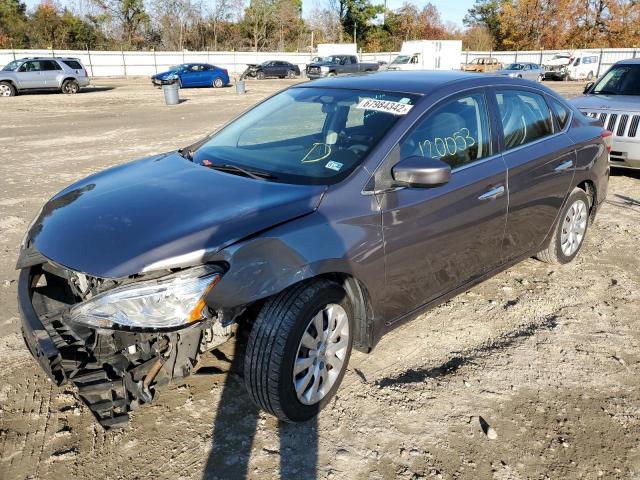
[495,62,545,82]
[570,58,640,170]
[0,57,90,97]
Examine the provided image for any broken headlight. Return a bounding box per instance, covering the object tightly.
[69,266,220,329]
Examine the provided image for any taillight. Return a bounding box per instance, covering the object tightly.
[222,69,228,76]
[601,129,613,152]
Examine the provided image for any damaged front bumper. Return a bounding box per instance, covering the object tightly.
[17,261,232,429]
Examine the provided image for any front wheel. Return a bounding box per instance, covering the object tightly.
[244,280,353,422]
[287,70,296,79]
[537,74,543,82]
[256,71,265,80]
[326,71,337,77]
[61,79,80,94]
[587,71,594,81]
[537,188,590,264]
[0,81,16,97]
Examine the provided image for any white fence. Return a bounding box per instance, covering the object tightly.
[1,47,639,77]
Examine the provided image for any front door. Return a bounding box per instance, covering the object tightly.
[377,90,508,322]
[16,60,46,89]
[494,88,576,261]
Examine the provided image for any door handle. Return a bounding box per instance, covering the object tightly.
[554,160,574,172]
[478,185,505,201]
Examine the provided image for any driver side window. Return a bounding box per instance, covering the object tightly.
[399,93,492,169]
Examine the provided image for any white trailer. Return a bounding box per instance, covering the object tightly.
[316,43,358,58]
[388,40,462,71]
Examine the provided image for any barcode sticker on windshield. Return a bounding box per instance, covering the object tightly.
[355,98,413,115]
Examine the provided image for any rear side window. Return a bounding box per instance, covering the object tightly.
[63,60,83,70]
[496,90,553,149]
[549,98,570,130]
[42,60,62,71]
[400,92,492,169]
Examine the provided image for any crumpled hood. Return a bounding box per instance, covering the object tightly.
[569,94,640,113]
[153,69,178,79]
[28,153,326,278]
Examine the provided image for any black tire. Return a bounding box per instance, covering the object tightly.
[287,70,296,79]
[587,71,594,81]
[0,81,16,97]
[213,77,224,88]
[326,71,336,77]
[256,71,265,80]
[244,279,353,422]
[537,188,590,265]
[61,79,80,94]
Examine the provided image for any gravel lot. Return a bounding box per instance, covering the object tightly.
[0,78,639,480]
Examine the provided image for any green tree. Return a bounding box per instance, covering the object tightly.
[0,0,28,47]
[463,0,506,48]
[338,0,383,45]
[93,0,149,47]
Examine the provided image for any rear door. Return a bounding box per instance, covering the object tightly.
[41,60,62,87]
[493,88,576,261]
[378,89,508,321]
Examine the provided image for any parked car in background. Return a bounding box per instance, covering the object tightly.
[242,61,300,80]
[151,63,229,88]
[18,71,609,429]
[494,62,545,82]
[306,55,379,78]
[571,58,640,170]
[0,57,89,96]
[543,52,573,80]
[461,57,502,73]
[567,53,600,81]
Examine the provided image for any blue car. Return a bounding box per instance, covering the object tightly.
[151,63,229,88]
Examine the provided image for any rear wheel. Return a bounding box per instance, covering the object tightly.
[213,77,224,88]
[537,74,543,82]
[256,71,265,80]
[0,81,16,97]
[537,188,590,264]
[61,79,80,94]
[243,280,353,422]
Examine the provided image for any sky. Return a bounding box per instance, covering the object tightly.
[23,0,476,28]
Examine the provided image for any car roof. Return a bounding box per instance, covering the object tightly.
[17,57,81,61]
[296,70,544,95]
[614,58,640,65]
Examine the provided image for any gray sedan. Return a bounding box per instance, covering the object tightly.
[495,62,545,82]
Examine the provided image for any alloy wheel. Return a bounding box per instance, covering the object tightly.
[293,304,350,405]
[560,199,588,256]
[0,84,13,96]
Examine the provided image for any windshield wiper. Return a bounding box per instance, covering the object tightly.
[211,163,277,180]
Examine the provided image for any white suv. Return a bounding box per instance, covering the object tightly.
[0,57,90,97]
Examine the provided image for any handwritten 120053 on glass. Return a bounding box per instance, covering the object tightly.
[17,71,610,428]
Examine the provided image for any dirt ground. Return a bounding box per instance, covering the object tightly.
[0,77,639,480]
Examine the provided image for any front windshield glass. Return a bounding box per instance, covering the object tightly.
[505,63,525,70]
[552,55,569,61]
[191,87,419,185]
[391,55,411,65]
[324,56,342,64]
[592,64,640,95]
[2,60,21,71]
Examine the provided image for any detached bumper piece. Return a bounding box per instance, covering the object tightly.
[17,262,227,429]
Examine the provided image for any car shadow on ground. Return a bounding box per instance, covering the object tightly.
[202,332,318,480]
[16,86,115,96]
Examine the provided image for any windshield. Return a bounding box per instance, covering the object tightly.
[505,63,525,70]
[391,55,411,65]
[324,56,342,64]
[592,64,640,95]
[191,87,419,185]
[551,55,570,61]
[2,60,21,71]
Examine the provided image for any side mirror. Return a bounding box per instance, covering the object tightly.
[392,156,451,188]
[583,81,594,94]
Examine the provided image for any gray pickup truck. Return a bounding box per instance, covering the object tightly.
[306,55,379,79]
